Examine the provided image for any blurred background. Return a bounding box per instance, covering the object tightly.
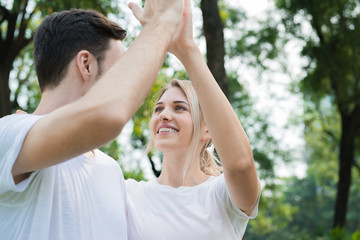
[0,0,359,239]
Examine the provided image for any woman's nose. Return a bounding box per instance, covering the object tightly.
[159,108,172,122]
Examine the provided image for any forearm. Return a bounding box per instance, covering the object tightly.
[179,47,260,213]
[179,47,253,169]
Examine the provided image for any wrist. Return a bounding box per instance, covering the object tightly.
[148,11,181,34]
[174,44,201,62]
[139,20,177,50]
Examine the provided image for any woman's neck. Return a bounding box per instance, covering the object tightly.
[158,151,209,188]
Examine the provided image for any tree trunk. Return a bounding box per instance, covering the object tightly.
[200,0,228,98]
[0,65,12,117]
[0,2,33,117]
[333,105,360,228]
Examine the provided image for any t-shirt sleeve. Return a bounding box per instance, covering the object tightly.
[0,114,43,195]
[213,174,261,220]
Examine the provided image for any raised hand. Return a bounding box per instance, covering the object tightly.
[168,0,196,58]
[128,0,184,28]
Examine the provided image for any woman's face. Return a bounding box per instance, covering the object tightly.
[150,87,194,153]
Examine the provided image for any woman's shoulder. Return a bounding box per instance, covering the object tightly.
[125,178,155,191]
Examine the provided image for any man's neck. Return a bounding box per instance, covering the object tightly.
[33,85,82,115]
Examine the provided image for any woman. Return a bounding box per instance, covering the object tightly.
[126,0,260,239]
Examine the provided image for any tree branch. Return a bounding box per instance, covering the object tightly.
[17,4,39,49]
[0,5,10,25]
[147,153,161,177]
[306,0,325,44]
[17,0,29,41]
[316,102,339,142]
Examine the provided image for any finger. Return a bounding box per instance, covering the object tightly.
[128,2,144,24]
[184,0,192,20]
[16,109,27,114]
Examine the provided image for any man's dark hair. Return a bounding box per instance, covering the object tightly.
[33,9,126,92]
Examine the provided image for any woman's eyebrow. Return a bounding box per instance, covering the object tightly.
[155,101,189,106]
[173,101,189,105]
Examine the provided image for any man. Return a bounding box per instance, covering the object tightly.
[0,0,183,239]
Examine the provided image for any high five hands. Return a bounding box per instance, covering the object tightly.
[128,0,184,29]
[129,0,196,58]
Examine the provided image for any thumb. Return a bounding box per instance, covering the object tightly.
[128,2,144,24]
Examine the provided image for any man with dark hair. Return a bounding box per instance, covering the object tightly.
[0,1,183,239]
[34,9,127,91]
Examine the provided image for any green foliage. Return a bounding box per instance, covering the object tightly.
[247,92,359,238]
[248,169,360,239]
[276,0,360,112]
[10,43,40,113]
[100,140,123,161]
[222,3,287,72]
[218,0,246,26]
[35,0,120,15]
[352,231,360,240]
[100,140,146,181]
[226,72,292,181]
[275,0,360,230]
[245,182,299,240]
[326,228,360,240]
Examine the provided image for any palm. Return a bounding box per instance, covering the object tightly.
[168,0,195,56]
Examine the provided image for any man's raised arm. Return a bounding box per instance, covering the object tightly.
[12,0,184,181]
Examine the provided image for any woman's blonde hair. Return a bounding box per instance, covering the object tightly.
[146,79,223,176]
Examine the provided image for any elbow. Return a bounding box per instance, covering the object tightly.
[226,152,255,174]
[77,97,133,144]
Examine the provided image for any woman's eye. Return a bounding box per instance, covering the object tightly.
[154,107,163,112]
[176,106,187,111]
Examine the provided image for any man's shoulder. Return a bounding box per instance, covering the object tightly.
[0,113,38,122]
[0,113,42,125]
[0,114,43,138]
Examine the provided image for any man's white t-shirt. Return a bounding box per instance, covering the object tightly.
[126,175,260,240]
[0,114,127,240]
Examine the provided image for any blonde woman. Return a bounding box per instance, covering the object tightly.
[125,1,261,239]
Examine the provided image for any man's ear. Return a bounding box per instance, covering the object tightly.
[76,50,96,82]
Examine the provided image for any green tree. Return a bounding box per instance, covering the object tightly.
[275,0,360,228]
[246,99,360,238]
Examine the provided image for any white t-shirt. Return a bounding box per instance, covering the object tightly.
[125,175,259,240]
[0,114,128,240]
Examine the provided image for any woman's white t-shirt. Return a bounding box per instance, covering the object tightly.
[126,175,259,240]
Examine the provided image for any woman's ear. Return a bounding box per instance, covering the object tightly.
[201,126,211,142]
[76,50,97,82]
